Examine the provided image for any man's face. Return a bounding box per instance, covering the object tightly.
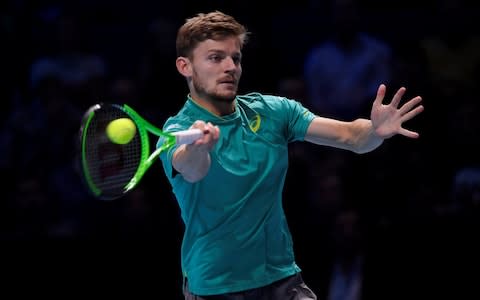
[189,37,242,103]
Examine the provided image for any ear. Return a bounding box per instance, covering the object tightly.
[176,57,192,77]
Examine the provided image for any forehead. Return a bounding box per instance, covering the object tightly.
[193,37,242,55]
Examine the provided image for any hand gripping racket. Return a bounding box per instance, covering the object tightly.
[78,103,204,200]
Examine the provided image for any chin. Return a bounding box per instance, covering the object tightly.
[214,90,237,102]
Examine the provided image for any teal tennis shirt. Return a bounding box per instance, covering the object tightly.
[158,92,316,296]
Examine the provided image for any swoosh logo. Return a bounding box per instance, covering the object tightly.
[249,114,261,133]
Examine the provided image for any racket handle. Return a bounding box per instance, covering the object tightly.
[173,128,205,145]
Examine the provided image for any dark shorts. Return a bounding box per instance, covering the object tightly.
[183,273,317,300]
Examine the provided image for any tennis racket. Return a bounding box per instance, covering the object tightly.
[78,103,204,200]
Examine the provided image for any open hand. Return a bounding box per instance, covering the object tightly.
[371,84,424,139]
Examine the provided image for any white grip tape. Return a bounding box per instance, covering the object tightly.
[173,128,204,145]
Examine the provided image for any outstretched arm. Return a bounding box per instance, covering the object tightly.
[304,84,424,154]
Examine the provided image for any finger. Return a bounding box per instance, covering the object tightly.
[212,125,220,140]
[401,104,424,123]
[399,96,422,115]
[206,122,217,135]
[205,122,220,141]
[192,120,207,129]
[399,127,420,139]
[373,84,386,106]
[390,87,406,108]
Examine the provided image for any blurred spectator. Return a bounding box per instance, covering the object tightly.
[419,0,480,100]
[30,11,108,108]
[327,209,365,300]
[451,167,480,215]
[303,0,393,120]
[137,16,184,121]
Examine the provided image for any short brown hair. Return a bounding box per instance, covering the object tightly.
[176,11,249,58]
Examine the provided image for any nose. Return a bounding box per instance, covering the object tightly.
[223,56,237,71]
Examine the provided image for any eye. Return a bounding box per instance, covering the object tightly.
[232,55,242,65]
[208,54,223,62]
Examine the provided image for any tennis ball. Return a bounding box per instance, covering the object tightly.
[105,118,137,144]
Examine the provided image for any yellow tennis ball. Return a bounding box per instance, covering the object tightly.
[105,118,136,144]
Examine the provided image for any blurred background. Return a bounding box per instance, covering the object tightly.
[1,0,479,299]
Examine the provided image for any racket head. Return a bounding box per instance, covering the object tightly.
[79,103,148,200]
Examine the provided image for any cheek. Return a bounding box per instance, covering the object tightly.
[194,65,215,78]
[197,71,215,86]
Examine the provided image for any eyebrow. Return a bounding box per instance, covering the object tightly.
[206,49,241,56]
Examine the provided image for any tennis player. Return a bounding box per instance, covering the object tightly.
[158,10,424,299]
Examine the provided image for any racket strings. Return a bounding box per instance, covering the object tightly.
[83,105,142,199]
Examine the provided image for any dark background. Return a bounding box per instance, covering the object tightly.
[1,0,480,299]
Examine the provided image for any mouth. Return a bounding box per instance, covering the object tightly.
[218,77,236,85]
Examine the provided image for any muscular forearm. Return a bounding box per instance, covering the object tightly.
[172,144,211,182]
[304,116,383,154]
[306,84,422,154]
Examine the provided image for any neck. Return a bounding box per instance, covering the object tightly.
[189,93,236,116]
